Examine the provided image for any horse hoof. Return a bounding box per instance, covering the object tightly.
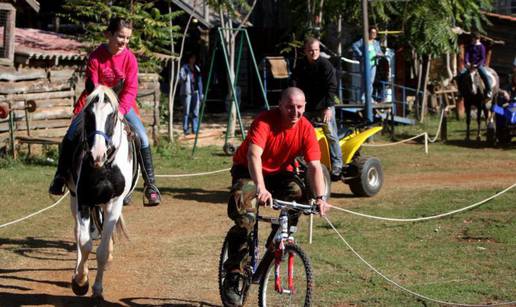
[71,277,89,296]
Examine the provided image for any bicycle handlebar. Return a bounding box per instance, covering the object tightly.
[272,199,319,215]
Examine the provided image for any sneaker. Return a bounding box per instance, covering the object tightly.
[49,175,66,195]
[143,184,161,206]
[222,272,245,307]
[330,169,342,182]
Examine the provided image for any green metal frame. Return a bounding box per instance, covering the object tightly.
[192,28,269,156]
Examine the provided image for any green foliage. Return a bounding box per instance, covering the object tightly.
[394,0,492,56]
[278,36,303,55]
[285,0,492,57]
[402,0,457,56]
[60,0,183,72]
[206,0,253,21]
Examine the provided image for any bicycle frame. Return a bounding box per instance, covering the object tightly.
[249,201,316,293]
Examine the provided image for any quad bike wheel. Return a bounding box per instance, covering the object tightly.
[303,164,332,201]
[348,157,383,197]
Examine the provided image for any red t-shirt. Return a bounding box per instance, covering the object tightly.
[73,44,139,115]
[233,108,321,175]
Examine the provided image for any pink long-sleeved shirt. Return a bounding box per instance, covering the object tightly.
[74,44,138,115]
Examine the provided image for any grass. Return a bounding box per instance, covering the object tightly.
[0,112,515,306]
[303,186,515,306]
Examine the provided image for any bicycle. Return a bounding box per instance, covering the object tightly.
[218,199,319,307]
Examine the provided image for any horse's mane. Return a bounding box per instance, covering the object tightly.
[85,85,120,112]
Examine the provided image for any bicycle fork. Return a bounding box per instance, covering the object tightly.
[273,210,296,295]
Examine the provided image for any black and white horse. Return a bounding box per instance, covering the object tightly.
[458,66,499,141]
[67,85,137,300]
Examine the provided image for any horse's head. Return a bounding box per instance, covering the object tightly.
[83,85,120,168]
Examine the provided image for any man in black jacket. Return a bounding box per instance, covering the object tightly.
[292,37,343,180]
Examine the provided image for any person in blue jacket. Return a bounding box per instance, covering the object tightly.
[352,26,383,103]
[180,53,204,135]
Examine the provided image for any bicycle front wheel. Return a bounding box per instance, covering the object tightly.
[258,243,313,307]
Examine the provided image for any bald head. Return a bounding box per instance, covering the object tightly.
[280,87,305,103]
[279,87,306,127]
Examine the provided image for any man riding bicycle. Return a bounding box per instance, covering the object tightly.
[222,87,329,306]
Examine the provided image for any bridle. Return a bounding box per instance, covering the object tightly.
[82,86,123,167]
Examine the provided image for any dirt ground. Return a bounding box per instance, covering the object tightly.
[0,139,515,306]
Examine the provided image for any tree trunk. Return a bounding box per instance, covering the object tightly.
[419,56,431,122]
[168,3,175,141]
[415,56,423,120]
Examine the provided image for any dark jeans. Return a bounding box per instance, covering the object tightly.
[224,165,304,271]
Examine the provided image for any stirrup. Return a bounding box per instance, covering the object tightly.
[143,184,161,206]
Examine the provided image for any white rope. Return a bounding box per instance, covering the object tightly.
[155,167,231,178]
[323,216,516,306]
[327,183,515,222]
[362,105,448,152]
[0,167,230,229]
[427,106,447,143]
[363,132,428,147]
[0,192,69,229]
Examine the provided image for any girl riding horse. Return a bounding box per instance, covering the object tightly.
[49,17,161,206]
[457,32,499,142]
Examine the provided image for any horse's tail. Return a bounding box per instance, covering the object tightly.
[113,213,130,242]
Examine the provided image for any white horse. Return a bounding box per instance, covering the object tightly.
[66,85,136,300]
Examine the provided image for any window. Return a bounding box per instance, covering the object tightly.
[0,3,15,66]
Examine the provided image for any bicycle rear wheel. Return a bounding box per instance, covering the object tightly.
[258,243,313,307]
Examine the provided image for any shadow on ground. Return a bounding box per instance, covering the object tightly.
[0,292,121,307]
[121,296,220,306]
[331,191,363,199]
[0,237,75,261]
[0,267,88,291]
[137,187,229,204]
[0,293,220,307]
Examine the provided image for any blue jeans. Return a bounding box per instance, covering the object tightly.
[181,91,200,134]
[66,107,149,148]
[307,107,343,173]
[125,108,149,148]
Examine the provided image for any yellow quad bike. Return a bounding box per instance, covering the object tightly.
[311,124,384,197]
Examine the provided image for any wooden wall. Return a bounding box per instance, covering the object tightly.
[0,67,161,153]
